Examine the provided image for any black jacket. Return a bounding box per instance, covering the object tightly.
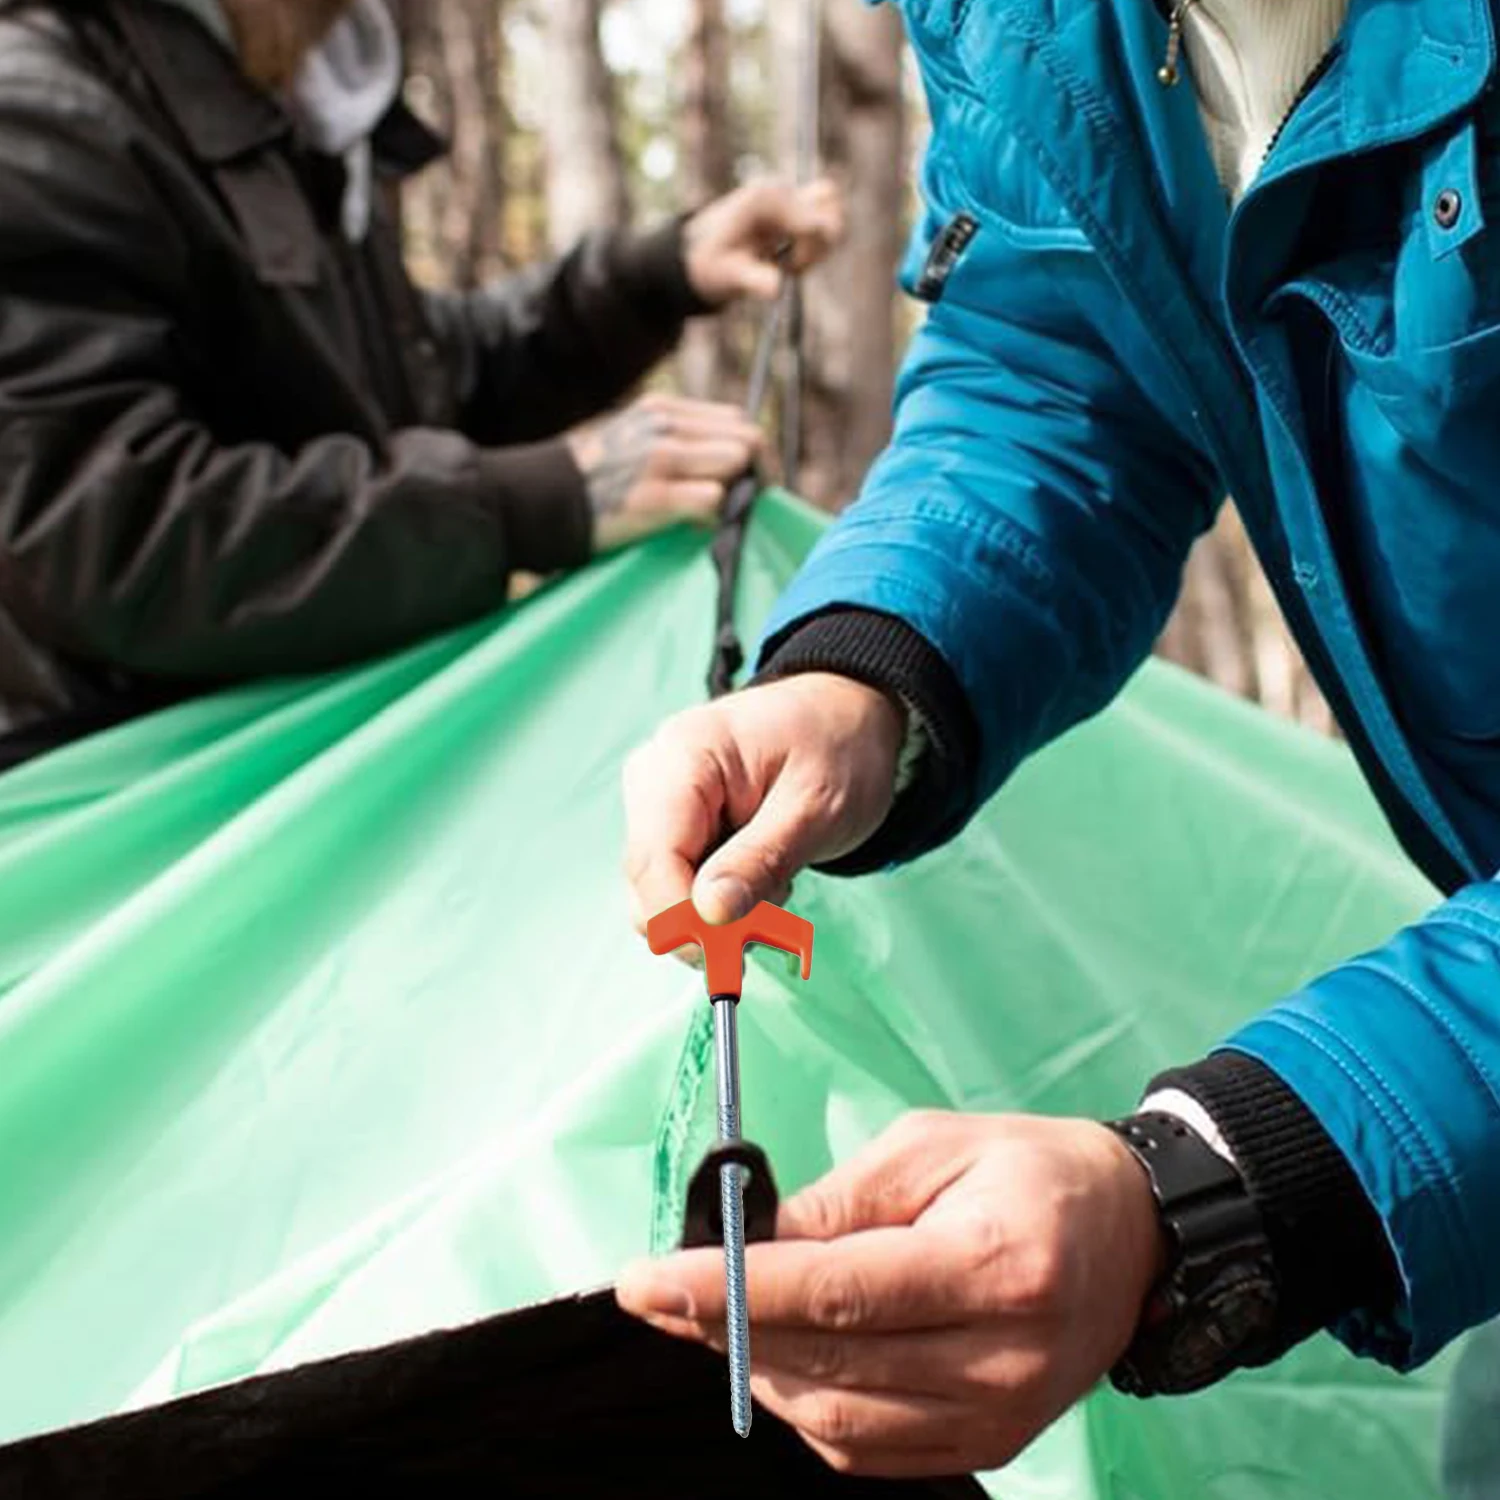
[0,0,704,758]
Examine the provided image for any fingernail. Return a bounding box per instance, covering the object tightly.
[617,1261,694,1318]
[698,875,752,924]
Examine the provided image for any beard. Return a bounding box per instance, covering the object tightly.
[221,0,357,90]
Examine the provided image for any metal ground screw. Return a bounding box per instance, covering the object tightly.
[646,899,815,1440]
[714,995,752,1437]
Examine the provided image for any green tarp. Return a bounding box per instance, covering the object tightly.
[0,492,1463,1496]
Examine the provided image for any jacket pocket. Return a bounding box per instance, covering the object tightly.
[1333,322,1500,743]
[1271,110,1500,744]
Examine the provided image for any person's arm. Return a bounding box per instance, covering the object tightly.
[422,222,711,448]
[622,126,1223,925]
[1177,888,1500,1369]
[614,897,1500,1479]
[753,177,1221,873]
[0,70,599,682]
[426,179,847,447]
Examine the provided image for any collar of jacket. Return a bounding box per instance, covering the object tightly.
[1257,0,1495,179]
[103,0,445,176]
[926,0,1494,162]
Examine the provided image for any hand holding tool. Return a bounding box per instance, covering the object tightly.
[647,899,815,1437]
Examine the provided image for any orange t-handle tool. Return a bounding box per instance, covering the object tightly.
[646,899,813,1002]
[646,898,814,1439]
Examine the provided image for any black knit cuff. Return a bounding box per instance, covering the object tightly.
[1148,1050,1401,1358]
[479,439,593,574]
[755,608,980,874]
[607,218,717,327]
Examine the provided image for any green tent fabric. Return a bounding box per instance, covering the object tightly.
[0,491,1466,1496]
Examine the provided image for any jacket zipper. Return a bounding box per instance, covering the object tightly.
[1157,0,1199,87]
[1151,0,1342,171]
[1152,0,1344,168]
[1260,45,1342,169]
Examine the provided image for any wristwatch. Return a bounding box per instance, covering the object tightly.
[1105,1111,1281,1397]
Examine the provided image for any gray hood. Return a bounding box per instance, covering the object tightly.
[149,0,402,241]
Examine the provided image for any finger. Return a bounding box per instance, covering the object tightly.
[661,479,726,522]
[786,195,845,273]
[644,394,755,428]
[691,769,843,924]
[752,1370,965,1456]
[649,437,758,483]
[723,250,784,302]
[798,177,843,216]
[636,403,764,458]
[621,723,728,929]
[794,178,845,232]
[745,177,837,239]
[651,1318,1005,1398]
[799,1437,970,1483]
[778,1110,977,1241]
[618,1226,984,1333]
[622,479,725,524]
[655,415,764,453]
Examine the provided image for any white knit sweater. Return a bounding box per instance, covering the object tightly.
[1180,0,1350,203]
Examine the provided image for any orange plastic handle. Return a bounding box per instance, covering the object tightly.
[647,899,814,1000]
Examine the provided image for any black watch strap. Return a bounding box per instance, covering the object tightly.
[1106,1112,1280,1397]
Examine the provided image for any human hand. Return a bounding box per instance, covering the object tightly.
[683,178,844,306]
[567,392,763,554]
[622,673,904,931]
[617,1112,1167,1479]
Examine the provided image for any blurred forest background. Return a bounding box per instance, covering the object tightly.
[391,0,1333,734]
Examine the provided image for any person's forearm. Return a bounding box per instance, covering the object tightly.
[425,220,715,448]
[0,411,591,682]
[1222,892,1500,1368]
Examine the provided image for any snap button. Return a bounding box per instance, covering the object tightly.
[1435,188,1464,230]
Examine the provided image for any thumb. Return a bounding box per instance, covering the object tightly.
[777,1112,976,1241]
[691,772,836,925]
[726,251,784,302]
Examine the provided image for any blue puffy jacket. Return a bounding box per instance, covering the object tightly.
[762,0,1500,1369]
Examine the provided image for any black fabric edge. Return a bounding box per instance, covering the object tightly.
[0,1291,990,1499]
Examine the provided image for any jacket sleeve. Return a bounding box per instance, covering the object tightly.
[0,72,591,684]
[756,143,1222,856]
[1212,884,1500,1369]
[422,221,711,447]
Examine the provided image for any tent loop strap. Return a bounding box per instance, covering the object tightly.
[680,1138,781,1250]
[705,0,821,700]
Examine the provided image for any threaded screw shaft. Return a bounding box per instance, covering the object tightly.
[713,997,752,1438]
[720,1159,752,1437]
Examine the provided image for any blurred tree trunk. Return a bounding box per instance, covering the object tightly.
[395,0,507,290]
[1156,508,1335,734]
[677,0,734,399]
[541,0,630,251]
[773,3,905,509]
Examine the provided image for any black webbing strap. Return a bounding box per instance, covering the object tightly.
[705,0,819,697]
[705,245,794,700]
[707,468,761,698]
[680,1138,780,1250]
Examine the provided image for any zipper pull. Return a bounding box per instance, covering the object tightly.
[1158,0,1198,87]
